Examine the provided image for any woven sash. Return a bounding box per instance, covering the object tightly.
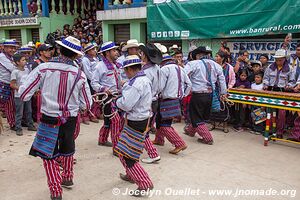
[159,98,181,119]
[202,60,220,113]
[0,81,11,103]
[32,123,59,158]
[159,64,182,119]
[114,125,145,161]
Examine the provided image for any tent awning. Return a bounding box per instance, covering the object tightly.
[147,0,300,40]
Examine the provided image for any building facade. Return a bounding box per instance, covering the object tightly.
[0,0,94,45]
[97,0,146,44]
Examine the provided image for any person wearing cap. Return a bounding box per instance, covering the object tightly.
[169,44,180,55]
[30,44,53,123]
[183,46,227,145]
[18,45,33,60]
[263,49,296,139]
[0,39,18,130]
[117,41,126,59]
[205,46,213,58]
[91,41,122,149]
[117,39,140,80]
[153,53,191,154]
[81,43,100,124]
[259,53,269,71]
[138,43,162,164]
[10,53,37,136]
[116,40,139,64]
[263,49,295,91]
[117,39,139,81]
[248,60,263,83]
[18,45,34,71]
[114,55,154,196]
[19,36,92,200]
[28,41,38,60]
[31,44,53,70]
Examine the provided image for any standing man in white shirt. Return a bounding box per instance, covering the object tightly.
[91,41,122,150]
[138,43,162,164]
[81,43,100,124]
[184,46,227,145]
[114,55,154,196]
[154,53,191,154]
[0,39,18,130]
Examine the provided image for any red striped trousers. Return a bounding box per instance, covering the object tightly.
[195,123,213,142]
[185,123,197,136]
[4,92,15,127]
[42,155,74,197]
[144,137,159,158]
[91,102,101,119]
[154,129,165,145]
[98,113,121,148]
[119,155,153,189]
[159,127,186,148]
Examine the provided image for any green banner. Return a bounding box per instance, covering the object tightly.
[147,0,300,40]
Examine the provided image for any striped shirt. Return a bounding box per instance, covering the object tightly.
[91,61,122,93]
[81,55,99,81]
[19,60,92,118]
[184,59,227,95]
[0,53,15,84]
[142,63,161,101]
[159,63,192,99]
[116,72,152,121]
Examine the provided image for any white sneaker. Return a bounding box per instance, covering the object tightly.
[141,156,161,164]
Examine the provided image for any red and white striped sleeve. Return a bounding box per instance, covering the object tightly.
[19,67,43,101]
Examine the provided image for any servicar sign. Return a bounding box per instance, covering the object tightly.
[227,40,297,61]
[0,17,38,27]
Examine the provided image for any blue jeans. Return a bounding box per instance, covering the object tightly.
[14,97,34,131]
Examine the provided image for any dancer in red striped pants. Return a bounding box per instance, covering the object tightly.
[97,105,121,149]
[141,104,161,164]
[184,47,228,145]
[152,52,191,154]
[139,43,164,164]
[19,36,93,200]
[4,92,15,128]
[0,40,18,129]
[114,56,154,196]
[91,41,123,150]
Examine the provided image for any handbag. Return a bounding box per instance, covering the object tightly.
[114,118,150,161]
[31,70,82,158]
[159,65,182,119]
[0,81,11,103]
[201,60,221,113]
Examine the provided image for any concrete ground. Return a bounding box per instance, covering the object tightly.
[0,121,299,200]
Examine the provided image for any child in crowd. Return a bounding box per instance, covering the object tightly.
[234,69,251,89]
[248,60,262,82]
[259,54,269,71]
[251,72,264,90]
[233,69,251,132]
[10,53,36,136]
[250,72,265,134]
